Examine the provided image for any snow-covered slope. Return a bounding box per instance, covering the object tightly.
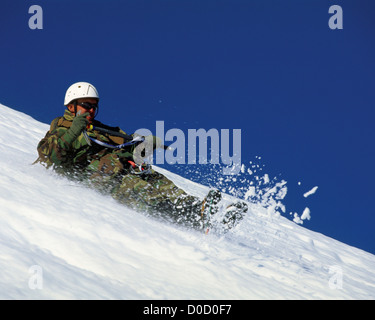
[1,103,374,300]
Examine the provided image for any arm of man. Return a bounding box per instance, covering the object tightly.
[37,113,89,167]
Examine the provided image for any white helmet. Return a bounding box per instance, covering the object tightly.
[64,82,99,105]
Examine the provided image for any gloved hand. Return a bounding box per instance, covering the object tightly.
[133,135,163,165]
[63,112,89,143]
[149,135,163,150]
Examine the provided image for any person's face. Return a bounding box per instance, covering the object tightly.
[68,98,98,123]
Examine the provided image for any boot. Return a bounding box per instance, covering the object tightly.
[221,201,248,230]
[200,189,222,230]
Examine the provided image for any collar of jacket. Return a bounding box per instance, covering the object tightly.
[63,109,75,122]
[62,109,101,128]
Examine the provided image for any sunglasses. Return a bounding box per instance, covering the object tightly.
[77,102,98,110]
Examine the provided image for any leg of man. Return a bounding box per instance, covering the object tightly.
[111,170,206,227]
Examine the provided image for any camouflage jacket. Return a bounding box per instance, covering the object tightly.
[36,110,135,175]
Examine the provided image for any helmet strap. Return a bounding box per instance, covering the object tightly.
[94,105,99,118]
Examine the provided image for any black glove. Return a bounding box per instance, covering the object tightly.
[145,135,163,150]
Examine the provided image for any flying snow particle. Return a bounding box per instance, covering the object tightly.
[263,174,270,184]
[303,186,318,198]
[301,207,311,221]
[293,213,303,225]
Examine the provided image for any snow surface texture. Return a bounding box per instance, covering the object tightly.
[0,103,375,299]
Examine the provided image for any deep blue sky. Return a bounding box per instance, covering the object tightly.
[1,0,374,255]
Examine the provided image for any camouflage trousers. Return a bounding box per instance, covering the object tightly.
[86,153,205,228]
